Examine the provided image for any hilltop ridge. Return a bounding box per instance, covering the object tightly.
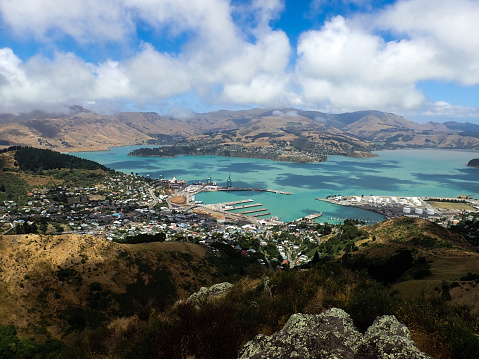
[1,108,479,155]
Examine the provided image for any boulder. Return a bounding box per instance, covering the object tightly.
[188,282,233,301]
[238,308,431,359]
[357,315,430,358]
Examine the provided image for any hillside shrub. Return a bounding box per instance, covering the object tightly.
[347,281,400,332]
[460,272,479,281]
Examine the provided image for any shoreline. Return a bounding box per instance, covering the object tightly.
[316,195,479,222]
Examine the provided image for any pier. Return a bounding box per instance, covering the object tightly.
[218,199,254,206]
[253,212,271,217]
[294,212,322,222]
[239,208,268,214]
[199,186,292,195]
[227,203,263,210]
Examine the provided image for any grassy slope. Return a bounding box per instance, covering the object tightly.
[0,234,235,341]
[357,217,479,311]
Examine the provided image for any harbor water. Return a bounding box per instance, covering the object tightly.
[74,147,479,223]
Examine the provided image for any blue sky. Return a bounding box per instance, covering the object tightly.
[0,0,479,123]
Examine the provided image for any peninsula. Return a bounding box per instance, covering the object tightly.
[128,141,328,163]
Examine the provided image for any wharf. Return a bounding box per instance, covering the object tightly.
[219,199,254,206]
[305,213,322,220]
[204,186,292,195]
[227,203,263,210]
[239,208,268,214]
[253,212,271,217]
[296,213,322,221]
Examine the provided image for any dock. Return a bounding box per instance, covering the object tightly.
[304,213,322,220]
[239,208,268,214]
[253,212,271,217]
[219,199,254,206]
[294,212,322,222]
[227,203,263,210]
[264,189,292,195]
[202,186,292,195]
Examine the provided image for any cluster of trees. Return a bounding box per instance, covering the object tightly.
[317,220,367,256]
[6,146,109,172]
[13,221,38,234]
[13,218,64,235]
[0,323,62,358]
[450,215,479,247]
[116,232,166,244]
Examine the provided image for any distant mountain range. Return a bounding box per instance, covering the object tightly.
[1,107,479,153]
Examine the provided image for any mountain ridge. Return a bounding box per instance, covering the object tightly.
[1,108,479,153]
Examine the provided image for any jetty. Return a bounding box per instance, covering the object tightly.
[218,199,253,206]
[227,203,263,210]
[294,212,322,222]
[199,186,292,195]
[239,208,268,214]
[253,212,271,217]
[304,213,323,220]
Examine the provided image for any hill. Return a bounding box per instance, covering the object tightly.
[0,108,154,152]
[2,108,479,155]
[340,217,479,311]
[0,234,256,342]
[0,147,113,205]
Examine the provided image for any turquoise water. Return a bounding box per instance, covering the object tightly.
[74,147,479,223]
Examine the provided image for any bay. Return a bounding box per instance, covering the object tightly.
[73,147,479,223]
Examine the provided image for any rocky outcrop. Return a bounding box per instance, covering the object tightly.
[188,282,233,301]
[238,308,431,359]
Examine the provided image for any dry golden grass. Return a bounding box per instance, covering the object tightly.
[170,195,187,204]
[0,234,216,340]
[357,218,479,313]
[427,201,476,211]
[19,172,62,187]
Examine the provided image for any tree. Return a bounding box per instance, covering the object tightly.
[54,224,64,233]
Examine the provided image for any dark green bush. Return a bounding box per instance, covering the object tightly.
[347,281,399,332]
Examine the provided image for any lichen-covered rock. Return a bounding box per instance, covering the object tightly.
[188,282,233,301]
[238,308,362,359]
[357,315,432,358]
[238,309,432,359]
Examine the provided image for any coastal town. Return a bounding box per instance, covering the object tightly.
[2,164,479,268]
[0,171,329,267]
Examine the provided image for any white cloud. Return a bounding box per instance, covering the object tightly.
[421,101,479,118]
[296,1,479,112]
[272,110,299,118]
[0,0,293,112]
[374,0,479,85]
[124,45,191,100]
[1,0,479,116]
[296,16,430,111]
[0,48,97,111]
[0,0,132,43]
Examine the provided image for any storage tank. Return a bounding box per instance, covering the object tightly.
[415,208,424,215]
[426,208,435,215]
[403,207,411,214]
